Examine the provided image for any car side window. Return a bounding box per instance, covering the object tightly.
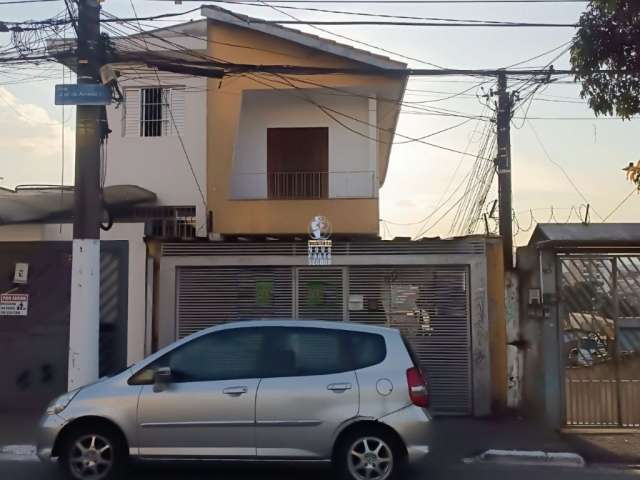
[129,328,265,384]
[260,327,384,378]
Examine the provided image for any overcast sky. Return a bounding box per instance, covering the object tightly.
[0,0,638,245]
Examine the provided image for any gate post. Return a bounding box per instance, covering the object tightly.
[540,249,564,428]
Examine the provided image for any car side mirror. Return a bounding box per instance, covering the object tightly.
[153,367,172,392]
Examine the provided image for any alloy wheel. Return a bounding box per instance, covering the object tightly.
[347,436,394,480]
[68,434,113,480]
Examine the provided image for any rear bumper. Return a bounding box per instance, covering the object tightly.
[378,405,432,463]
[36,413,67,462]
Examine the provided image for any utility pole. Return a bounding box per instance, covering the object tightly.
[68,0,102,390]
[496,71,513,270]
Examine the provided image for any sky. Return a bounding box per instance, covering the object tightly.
[0,0,638,245]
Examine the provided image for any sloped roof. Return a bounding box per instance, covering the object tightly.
[201,5,407,70]
[529,223,640,247]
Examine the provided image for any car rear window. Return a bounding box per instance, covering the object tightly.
[348,331,386,370]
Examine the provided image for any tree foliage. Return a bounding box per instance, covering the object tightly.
[571,0,640,119]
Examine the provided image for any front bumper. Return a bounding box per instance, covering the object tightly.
[378,405,433,464]
[36,413,67,462]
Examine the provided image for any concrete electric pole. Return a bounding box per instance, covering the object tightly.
[496,72,513,270]
[68,0,103,390]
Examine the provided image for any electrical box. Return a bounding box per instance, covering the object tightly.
[13,262,29,284]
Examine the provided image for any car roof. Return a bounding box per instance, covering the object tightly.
[198,319,398,336]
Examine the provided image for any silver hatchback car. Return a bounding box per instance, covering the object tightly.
[38,320,432,480]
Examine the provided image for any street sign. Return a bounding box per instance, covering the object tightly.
[55,84,111,106]
[0,293,29,316]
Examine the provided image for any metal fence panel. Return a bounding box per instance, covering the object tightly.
[560,254,640,428]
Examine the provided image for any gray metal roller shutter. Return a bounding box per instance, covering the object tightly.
[296,268,344,320]
[349,266,471,415]
[176,266,293,338]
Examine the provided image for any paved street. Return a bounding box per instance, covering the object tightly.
[1,457,639,480]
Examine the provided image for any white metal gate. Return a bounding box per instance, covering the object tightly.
[176,264,472,415]
[176,266,293,338]
[348,266,472,415]
[295,267,345,320]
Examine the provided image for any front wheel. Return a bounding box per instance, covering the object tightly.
[336,428,403,480]
[58,425,127,480]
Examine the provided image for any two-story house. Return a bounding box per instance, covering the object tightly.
[0,6,504,416]
[113,6,499,417]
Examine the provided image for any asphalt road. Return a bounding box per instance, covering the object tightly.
[1,458,638,480]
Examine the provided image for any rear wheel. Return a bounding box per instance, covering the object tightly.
[58,424,127,480]
[336,428,403,480]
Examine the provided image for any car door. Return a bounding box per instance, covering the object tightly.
[255,327,359,459]
[132,327,265,458]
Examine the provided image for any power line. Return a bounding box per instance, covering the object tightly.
[209,1,578,25]
[157,0,587,3]
[527,121,604,221]
[603,189,637,222]
[227,19,578,27]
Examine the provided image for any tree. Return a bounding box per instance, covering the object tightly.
[571,0,640,119]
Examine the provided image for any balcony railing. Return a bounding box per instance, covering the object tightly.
[268,171,328,199]
[231,171,376,200]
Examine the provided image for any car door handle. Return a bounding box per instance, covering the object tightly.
[223,386,248,395]
[327,383,352,392]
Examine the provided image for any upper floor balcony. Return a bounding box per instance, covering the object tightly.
[231,170,377,200]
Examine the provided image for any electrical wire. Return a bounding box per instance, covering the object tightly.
[208,1,578,26]
[602,189,637,222]
[155,0,587,3]
[528,121,603,220]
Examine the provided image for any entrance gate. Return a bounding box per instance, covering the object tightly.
[560,254,640,427]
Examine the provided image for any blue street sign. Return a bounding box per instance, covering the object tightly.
[55,84,112,106]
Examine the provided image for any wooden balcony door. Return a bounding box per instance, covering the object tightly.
[267,127,328,199]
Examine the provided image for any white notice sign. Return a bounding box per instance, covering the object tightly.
[0,293,29,316]
[308,239,332,266]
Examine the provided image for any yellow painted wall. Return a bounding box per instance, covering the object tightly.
[0,225,44,241]
[206,21,404,235]
[487,238,508,411]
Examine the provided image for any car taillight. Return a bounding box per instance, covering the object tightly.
[406,367,429,408]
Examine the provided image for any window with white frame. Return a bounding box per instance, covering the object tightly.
[123,86,184,137]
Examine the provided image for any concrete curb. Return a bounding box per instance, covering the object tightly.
[0,444,39,462]
[463,449,586,468]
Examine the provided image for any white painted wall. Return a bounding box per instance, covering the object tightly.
[232,89,377,199]
[1,223,148,365]
[105,72,208,236]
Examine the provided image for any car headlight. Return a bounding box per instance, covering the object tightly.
[46,389,80,415]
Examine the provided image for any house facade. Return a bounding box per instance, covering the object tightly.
[0,6,508,416]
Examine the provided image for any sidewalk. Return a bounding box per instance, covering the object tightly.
[429,416,574,465]
[0,409,40,447]
[430,415,640,467]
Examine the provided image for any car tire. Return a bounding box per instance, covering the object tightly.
[58,423,128,480]
[335,426,404,480]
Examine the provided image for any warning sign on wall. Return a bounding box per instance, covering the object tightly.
[0,293,29,316]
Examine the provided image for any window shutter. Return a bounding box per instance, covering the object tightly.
[169,86,185,136]
[123,88,141,137]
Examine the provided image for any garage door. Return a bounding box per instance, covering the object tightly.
[176,266,293,338]
[349,266,472,415]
